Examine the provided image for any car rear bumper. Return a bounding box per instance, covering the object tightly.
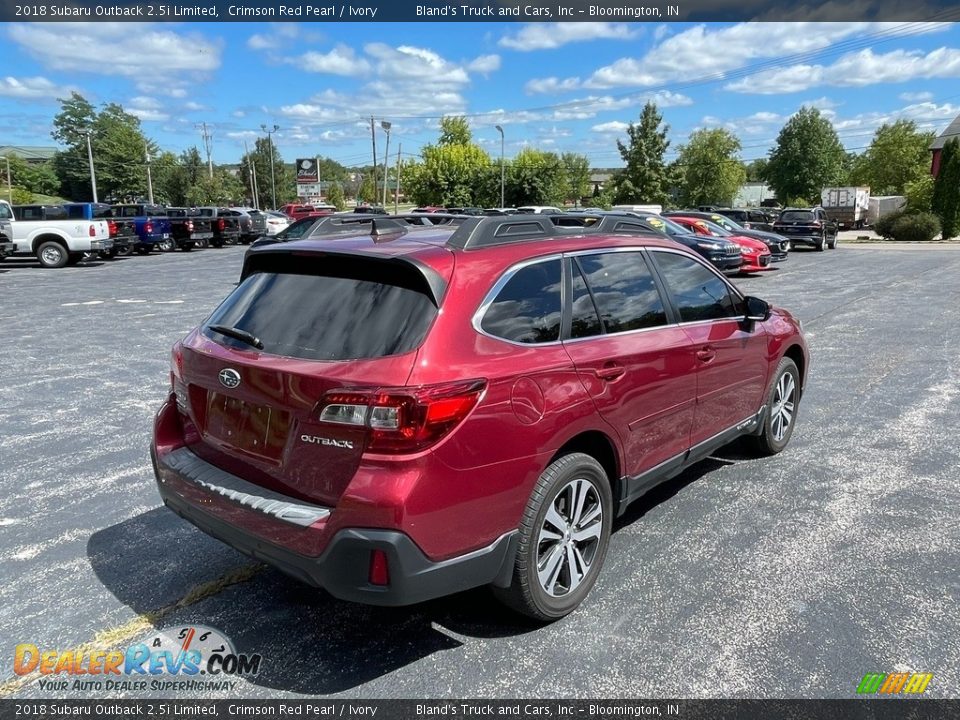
[776,234,822,246]
[151,442,518,606]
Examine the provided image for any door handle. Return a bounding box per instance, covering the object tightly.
[696,346,716,363]
[595,364,625,381]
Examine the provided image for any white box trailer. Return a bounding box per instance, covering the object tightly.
[820,187,871,229]
[866,196,907,227]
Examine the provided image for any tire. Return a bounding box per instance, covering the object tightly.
[37,241,69,269]
[136,245,151,255]
[114,244,132,257]
[182,242,194,252]
[195,238,209,249]
[157,237,175,252]
[66,253,84,266]
[493,453,612,621]
[828,233,839,250]
[816,233,826,251]
[749,357,801,456]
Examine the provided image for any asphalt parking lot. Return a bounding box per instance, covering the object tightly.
[1,243,959,699]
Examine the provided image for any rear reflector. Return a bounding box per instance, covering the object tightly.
[369,550,389,586]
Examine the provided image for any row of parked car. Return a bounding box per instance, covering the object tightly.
[0,200,293,268]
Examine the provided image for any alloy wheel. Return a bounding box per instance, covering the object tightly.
[771,372,796,442]
[536,478,603,598]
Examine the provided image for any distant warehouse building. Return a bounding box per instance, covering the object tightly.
[733,182,776,207]
[0,145,57,163]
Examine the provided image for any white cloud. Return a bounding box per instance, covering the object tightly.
[591,121,630,134]
[127,95,169,122]
[525,76,583,95]
[297,45,371,76]
[0,75,74,99]
[526,22,951,94]
[467,54,501,74]
[9,23,222,83]
[500,22,638,51]
[183,101,206,112]
[728,46,960,94]
[900,91,934,102]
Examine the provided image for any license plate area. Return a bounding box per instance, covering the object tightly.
[205,391,291,461]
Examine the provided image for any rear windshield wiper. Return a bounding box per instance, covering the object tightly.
[208,324,264,350]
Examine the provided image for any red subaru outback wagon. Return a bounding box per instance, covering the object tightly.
[152,216,808,620]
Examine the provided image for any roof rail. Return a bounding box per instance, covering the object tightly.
[309,215,409,238]
[446,216,557,250]
[548,212,662,237]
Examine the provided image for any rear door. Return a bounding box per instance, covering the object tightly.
[648,249,768,446]
[560,250,697,476]
[176,253,443,506]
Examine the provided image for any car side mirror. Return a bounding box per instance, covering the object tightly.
[744,296,771,322]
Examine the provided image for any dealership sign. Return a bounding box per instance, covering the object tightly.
[296,158,319,184]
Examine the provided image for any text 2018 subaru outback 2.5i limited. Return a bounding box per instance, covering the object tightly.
[152,216,809,621]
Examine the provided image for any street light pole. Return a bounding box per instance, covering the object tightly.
[380,121,391,207]
[495,125,505,208]
[261,124,279,210]
[3,156,11,204]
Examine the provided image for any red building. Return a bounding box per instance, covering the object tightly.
[930,115,960,177]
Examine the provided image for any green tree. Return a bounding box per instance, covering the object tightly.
[50,92,157,201]
[613,102,673,205]
[560,152,591,206]
[356,171,377,204]
[765,107,846,204]
[405,143,496,207]
[745,158,768,182]
[505,148,566,206]
[904,174,935,212]
[932,137,960,239]
[849,120,936,195]
[326,181,345,210]
[438,116,472,146]
[3,154,58,197]
[185,169,245,206]
[240,137,293,210]
[675,129,746,207]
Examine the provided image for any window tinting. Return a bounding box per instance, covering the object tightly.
[66,205,85,219]
[481,259,562,344]
[779,211,815,223]
[203,260,438,361]
[570,262,603,339]
[577,252,667,333]
[654,252,740,323]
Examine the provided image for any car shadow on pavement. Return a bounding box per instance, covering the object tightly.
[87,508,537,694]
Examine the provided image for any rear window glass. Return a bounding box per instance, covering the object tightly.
[779,211,815,222]
[480,259,562,344]
[203,259,438,361]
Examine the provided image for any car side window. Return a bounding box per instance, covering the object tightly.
[576,252,667,333]
[653,252,740,322]
[570,262,603,339]
[481,259,562,344]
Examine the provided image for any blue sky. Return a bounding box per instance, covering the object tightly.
[2,21,960,169]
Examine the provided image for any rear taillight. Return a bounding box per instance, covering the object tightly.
[89,224,96,237]
[186,220,194,232]
[811,220,822,228]
[217,218,225,231]
[316,379,486,453]
[145,221,154,234]
[108,220,118,237]
[170,343,188,413]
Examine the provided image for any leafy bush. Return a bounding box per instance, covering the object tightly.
[889,212,941,242]
[874,210,904,239]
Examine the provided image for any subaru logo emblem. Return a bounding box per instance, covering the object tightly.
[218,368,241,389]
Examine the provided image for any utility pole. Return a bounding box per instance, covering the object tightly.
[394,144,401,214]
[369,116,377,205]
[145,145,154,205]
[260,124,279,210]
[198,122,214,179]
[380,121,391,207]
[3,156,11,204]
[85,130,98,203]
[244,140,257,209]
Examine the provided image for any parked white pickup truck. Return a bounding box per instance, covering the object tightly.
[0,200,16,259]
[1,200,113,268]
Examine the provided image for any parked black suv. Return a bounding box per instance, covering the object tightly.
[773,207,839,251]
